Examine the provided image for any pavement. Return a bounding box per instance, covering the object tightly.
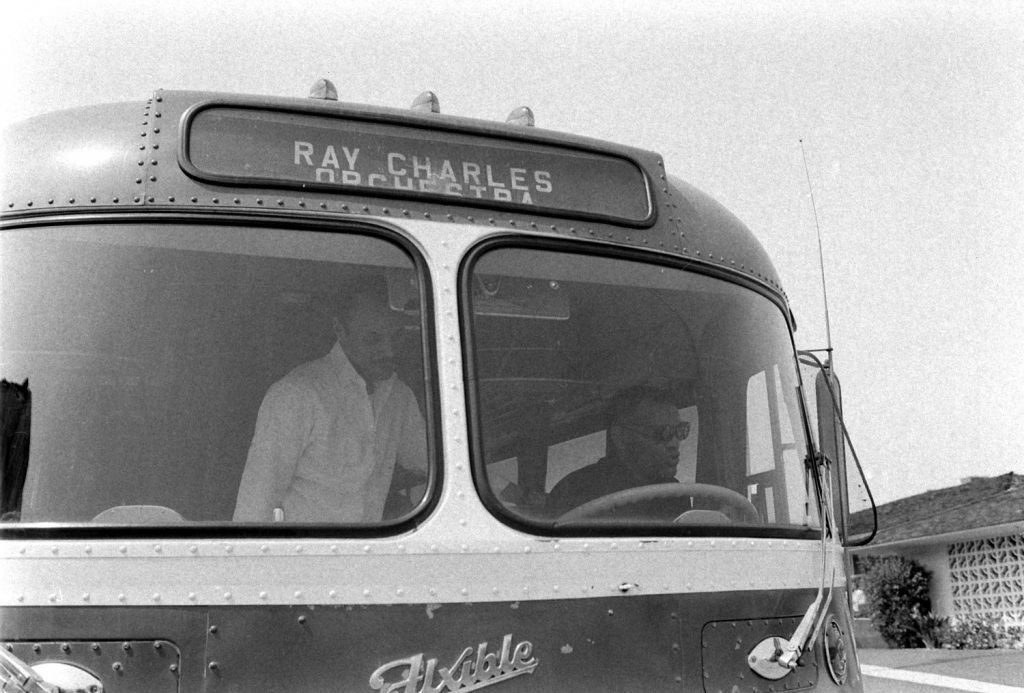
[858,648,1024,692]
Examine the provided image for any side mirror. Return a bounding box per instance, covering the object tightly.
[800,354,876,547]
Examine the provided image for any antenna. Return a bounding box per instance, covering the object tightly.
[799,139,833,369]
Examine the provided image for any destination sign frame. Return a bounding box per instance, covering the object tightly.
[180,103,654,226]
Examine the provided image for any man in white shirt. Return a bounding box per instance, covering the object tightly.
[233,291,427,522]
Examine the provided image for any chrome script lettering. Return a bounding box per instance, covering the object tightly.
[368,634,538,693]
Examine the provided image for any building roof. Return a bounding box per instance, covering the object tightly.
[851,472,1024,548]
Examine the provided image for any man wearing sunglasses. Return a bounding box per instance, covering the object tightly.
[547,385,689,516]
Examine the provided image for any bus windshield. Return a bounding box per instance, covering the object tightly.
[0,224,433,527]
[466,246,818,534]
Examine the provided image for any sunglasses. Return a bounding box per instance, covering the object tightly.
[618,421,691,443]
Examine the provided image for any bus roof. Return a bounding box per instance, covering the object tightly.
[0,88,790,317]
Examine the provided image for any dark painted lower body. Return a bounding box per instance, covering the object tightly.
[1,589,862,692]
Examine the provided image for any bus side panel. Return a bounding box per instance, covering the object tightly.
[202,598,682,692]
[0,606,210,692]
[1,588,862,692]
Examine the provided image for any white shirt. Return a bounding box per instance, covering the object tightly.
[233,343,426,522]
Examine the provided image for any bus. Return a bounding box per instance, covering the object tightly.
[0,81,874,692]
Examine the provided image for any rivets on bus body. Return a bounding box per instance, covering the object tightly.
[211,198,219,204]
[234,197,241,204]
[118,593,127,602]
[295,545,303,554]
[362,205,370,213]
[112,662,123,674]
[256,198,264,205]
[461,588,469,596]
[382,207,390,214]
[153,128,160,134]
[294,590,303,600]
[209,625,218,634]
[149,176,157,182]
[277,200,284,207]
[297,614,307,624]
[168,196,175,203]
[328,589,337,599]
[50,546,58,555]
[152,593,160,602]
[82,593,90,602]
[154,544,162,553]
[363,589,371,598]
[224,544,233,554]
[134,196,141,203]
[91,643,101,653]
[259,591,268,600]
[208,662,219,672]
[188,592,197,601]
[122,642,132,652]
[118,545,128,554]
[223,591,232,600]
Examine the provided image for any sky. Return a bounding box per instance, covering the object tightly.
[2,0,1022,505]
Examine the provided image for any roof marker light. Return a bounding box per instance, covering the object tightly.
[506,106,535,127]
[308,78,338,101]
[411,91,440,114]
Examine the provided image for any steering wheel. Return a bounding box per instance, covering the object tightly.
[557,482,761,524]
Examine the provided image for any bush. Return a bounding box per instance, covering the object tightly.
[863,556,932,648]
[942,617,1024,650]
[911,609,948,649]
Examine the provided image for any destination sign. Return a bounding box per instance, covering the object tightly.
[184,107,652,224]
